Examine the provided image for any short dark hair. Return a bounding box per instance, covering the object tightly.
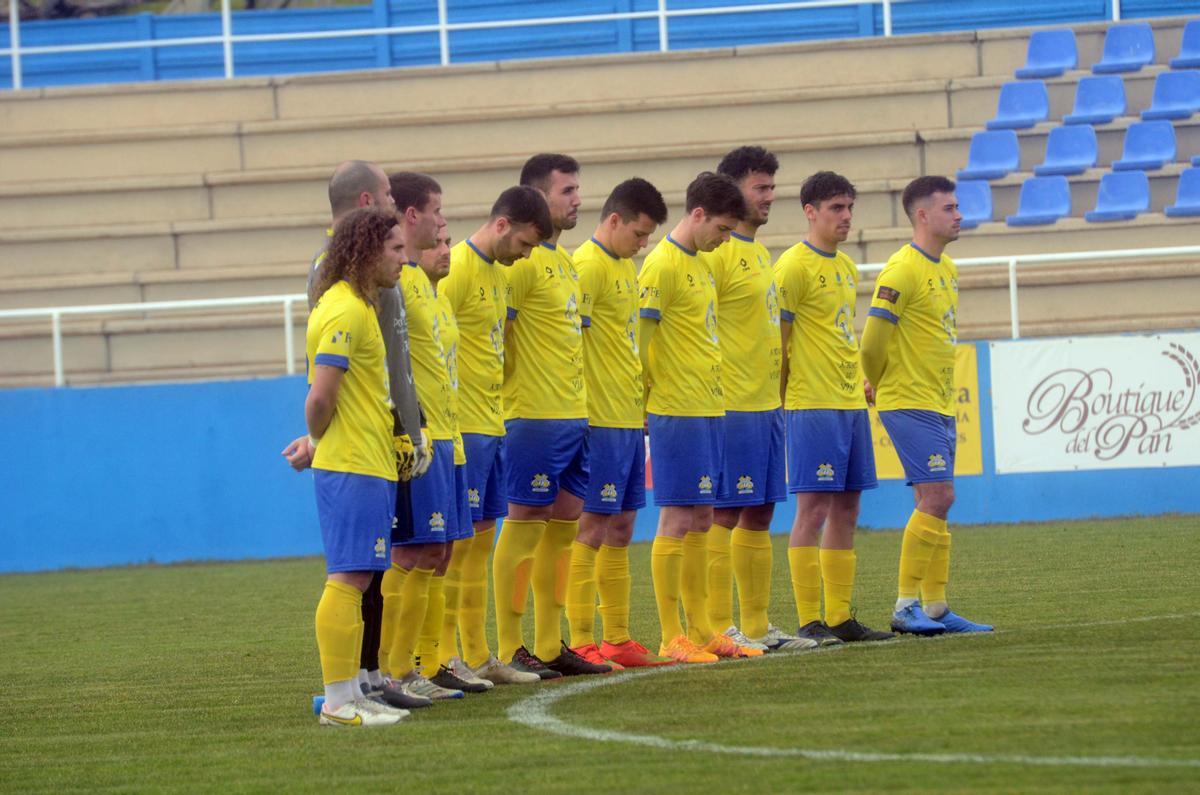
[491,185,553,240]
[685,172,746,219]
[388,171,442,213]
[800,171,857,209]
[902,175,957,220]
[716,145,779,182]
[519,153,581,191]
[600,178,668,224]
[327,160,382,216]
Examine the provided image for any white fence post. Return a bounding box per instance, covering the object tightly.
[883,0,892,37]
[7,0,21,90]
[657,0,668,52]
[437,0,449,65]
[51,311,64,386]
[221,0,234,78]
[1111,0,1121,22]
[1007,257,1020,340]
[284,297,296,375]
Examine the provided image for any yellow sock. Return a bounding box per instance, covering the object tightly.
[732,527,773,638]
[596,544,632,645]
[315,579,363,686]
[898,511,944,600]
[705,524,734,632]
[379,563,408,676]
[416,574,444,676]
[921,531,952,612]
[565,541,600,649]
[650,536,684,647]
[459,527,494,669]
[820,548,856,627]
[439,542,466,667]
[681,530,713,645]
[386,565,433,679]
[492,519,544,662]
[788,545,822,626]
[532,519,578,661]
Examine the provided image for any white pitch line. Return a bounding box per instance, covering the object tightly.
[507,612,1200,770]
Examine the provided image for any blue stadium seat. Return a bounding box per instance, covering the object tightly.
[1006,175,1071,226]
[1112,120,1176,170]
[1194,155,1200,166]
[1063,75,1126,125]
[1016,29,1078,79]
[1165,167,1200,217]
[987,80,1050,130]
[1142,70,1200,120]
[1169,20,1200,69]
[956,180,993,229]
[1033,125,1098,176]
[1093,22,1155,73]
[957,130,1020,180]
[1084,170,1150,222]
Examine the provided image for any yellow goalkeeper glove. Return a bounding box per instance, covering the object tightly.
[394,433,417,481]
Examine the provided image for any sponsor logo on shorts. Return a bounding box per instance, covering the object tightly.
[429,512,446,531]
[467,488,480,508]
[927,454,947,472]
[600,483,618,503]
[876,285,900,304]
[736,475,754,495]
[816,463,835,482]
[698,475,713,495]
[531,473,551,493]
[374,537,387,559]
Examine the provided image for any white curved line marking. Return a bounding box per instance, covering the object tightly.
[507,612,1200,769]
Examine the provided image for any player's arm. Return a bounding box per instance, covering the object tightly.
[774,261,802,407]
[636,254,670,403]
[779,318,792,406]
[860,316,894,389]
[305,364,344,440]
[861,266,907,389]
[503,315,516,382]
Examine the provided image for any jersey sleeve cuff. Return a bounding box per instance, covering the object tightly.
[506,306,519,320]
[639,308,661,320]
[580,315,592,327]
[867,307,899,324]
[313,353,350,370]
[779,309,795,323]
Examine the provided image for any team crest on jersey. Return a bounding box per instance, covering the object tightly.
[600,483,618,503]
[927,454,948,472]
[429,512,446,531]
[698,475,714,495]
[374,537,387,559]
[736,475,755,495]
[941,307,958,344]
[816,463,835,482]
[835,304,855,347]
[468,488,480,508]
[704,301,718,345]
[531,473,551,493]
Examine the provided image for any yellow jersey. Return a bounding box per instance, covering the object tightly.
[399,263,454,442]
[503,242,587,420]
[638,235,723,417]
[306,280,396,481]
[704,232,781,411]
[442,240,508,436]
[574,237,643,429]
[434,291,467,465]
[774,241,866,410]
[867,242,958,416]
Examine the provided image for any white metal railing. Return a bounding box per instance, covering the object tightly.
[1,0,1131,92]
[0,242,1194,387]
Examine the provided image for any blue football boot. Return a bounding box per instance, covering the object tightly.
[931,609,993,633]
[890,602,946,636]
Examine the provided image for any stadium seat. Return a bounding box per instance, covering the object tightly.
[1169,20,1200,68]
[956,130,1020,180]
[1195,155,1200,166]
[1112,120,1176,170]
[1092,22,1155,73]
[1006,175,1071,226]
[1015,29,1078,79]
[1165,167,1200,217]
[1063,75,1126,125]
[956,180,992,229]
[986,80,1050,130]
[1033,124,1098,176]
[1084,170,1150,221]
[1141,70,1200,120]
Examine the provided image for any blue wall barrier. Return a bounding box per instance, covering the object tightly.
[2,0,1199,90]
[3,339,1198,573]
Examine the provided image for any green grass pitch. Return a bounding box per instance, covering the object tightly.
[2,515,1198,793]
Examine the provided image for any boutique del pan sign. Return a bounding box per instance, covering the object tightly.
[990,332,1200,474]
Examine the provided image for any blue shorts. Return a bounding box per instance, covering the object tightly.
[647,413,727,506]
[505,418,588,506]
[313,469,396,574]
[717,409,787,508]
[786,409,879,492]
[582,426,647,514]
[878,409,956,485]
[394,439,455,546]
[449,464,474,542]
[463,432,507,523]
